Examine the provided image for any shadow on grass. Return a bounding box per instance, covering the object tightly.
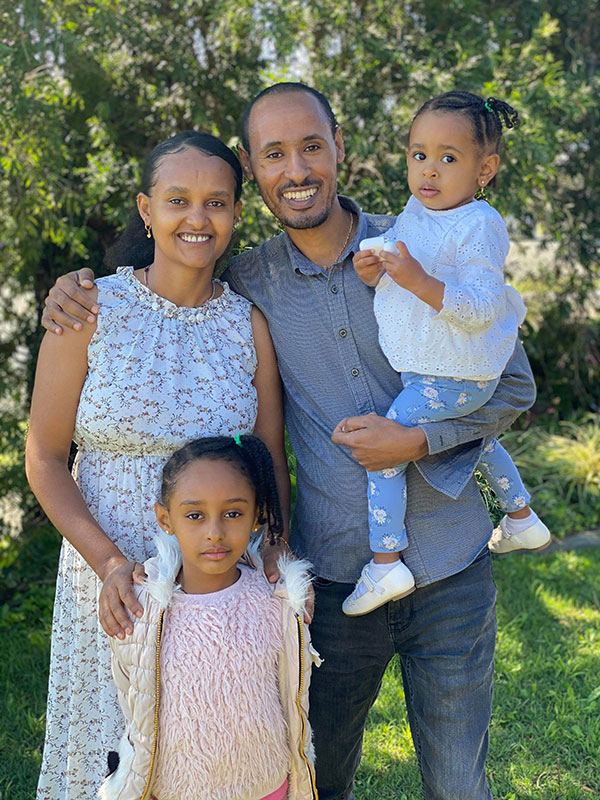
[0,523,59,800]
[0,625,51,799]
[489,550,600,799]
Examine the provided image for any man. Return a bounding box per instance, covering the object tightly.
[42,82,536,799]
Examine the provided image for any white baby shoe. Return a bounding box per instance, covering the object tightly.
[342,561,415,616]
[488,515,551,554]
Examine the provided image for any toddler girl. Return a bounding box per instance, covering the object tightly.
[344,91,550,616]
[99,435,319,800]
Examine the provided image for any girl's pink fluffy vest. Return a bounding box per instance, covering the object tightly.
[99,534,321,800]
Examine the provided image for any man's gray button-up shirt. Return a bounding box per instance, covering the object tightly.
[222,196,536,585]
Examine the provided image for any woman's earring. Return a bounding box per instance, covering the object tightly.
[475,181,487,201]
[145,222,152,239]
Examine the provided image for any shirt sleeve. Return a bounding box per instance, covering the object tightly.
[435,211,510,333]
[221,258,255,304]
[415,340,535,498]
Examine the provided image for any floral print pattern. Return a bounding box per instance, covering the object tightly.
[367,371,531,554]
[381,534,405,551]
[372,507,389,525]
[37,268,258,799]
[476,438,531,512]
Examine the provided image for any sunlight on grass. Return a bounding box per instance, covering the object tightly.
[539,421,600,493]
[498,418,600,537]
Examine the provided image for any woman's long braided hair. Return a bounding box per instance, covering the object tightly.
[160,435,284,545]
[411,90,520,186]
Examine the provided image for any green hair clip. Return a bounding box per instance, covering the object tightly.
[484,101,494,113]
[233,433,243,447]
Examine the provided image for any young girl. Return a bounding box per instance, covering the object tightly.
[343,91,550,616]
[99,434,319,800]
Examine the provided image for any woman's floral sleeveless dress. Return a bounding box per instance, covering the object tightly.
[37,267,258,799]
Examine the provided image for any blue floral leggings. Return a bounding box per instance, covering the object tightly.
[368,371,531,554]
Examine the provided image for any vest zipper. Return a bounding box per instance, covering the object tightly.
[140,607,164,800]
[295,613,319,799]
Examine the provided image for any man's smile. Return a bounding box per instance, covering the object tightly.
[279,184,320,210]
[281,186,318,201]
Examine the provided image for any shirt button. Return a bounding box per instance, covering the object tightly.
[351,368,359,377]
[331,285,338,293]
[339,329,347,338]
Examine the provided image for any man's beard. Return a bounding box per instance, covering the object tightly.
[280,207,331,230]
[261,179,337,230]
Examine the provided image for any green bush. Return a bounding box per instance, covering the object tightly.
[0,523,61,632]
[521,302,600,417]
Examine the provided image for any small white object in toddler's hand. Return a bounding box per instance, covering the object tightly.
[359,236,398,255]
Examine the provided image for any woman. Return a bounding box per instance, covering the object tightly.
[26,132,289,799]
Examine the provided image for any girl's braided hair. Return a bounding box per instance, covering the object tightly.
[160,435,284,545]
[411,91,519,185]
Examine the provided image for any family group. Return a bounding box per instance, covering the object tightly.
[27,82,549,800]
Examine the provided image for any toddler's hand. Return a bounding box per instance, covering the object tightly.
[352,250,384,287]
[380,241,428,293]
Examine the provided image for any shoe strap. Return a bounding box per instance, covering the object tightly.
[359,566,384,595]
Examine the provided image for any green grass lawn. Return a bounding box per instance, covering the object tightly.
[1,550,599,800]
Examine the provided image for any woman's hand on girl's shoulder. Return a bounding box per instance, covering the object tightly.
[263,538,288,584]
[99,559,147,639]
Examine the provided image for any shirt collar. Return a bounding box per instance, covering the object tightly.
[284,195,369,276]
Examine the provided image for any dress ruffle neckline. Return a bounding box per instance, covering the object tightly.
[117,265,231,321]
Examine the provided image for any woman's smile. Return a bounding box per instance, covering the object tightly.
[178,232,212,244]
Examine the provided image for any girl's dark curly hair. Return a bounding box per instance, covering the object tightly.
[411,91,519,187]
[412,90,519,151]
[159,435,283,545]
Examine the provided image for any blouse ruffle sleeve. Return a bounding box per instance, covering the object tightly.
[435,210,511,333]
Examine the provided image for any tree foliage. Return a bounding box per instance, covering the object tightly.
[0,0,598,523]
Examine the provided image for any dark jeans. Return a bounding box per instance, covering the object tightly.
[308,547,496,800]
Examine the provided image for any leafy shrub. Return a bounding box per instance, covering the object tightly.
[0,520,61,631]
[522,302,600,417]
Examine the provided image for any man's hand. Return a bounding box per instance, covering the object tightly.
[263,538,314,623]
[42,268,98,334]
[98,560,147,638]
[332,412,429,471]
[352,250,384,287]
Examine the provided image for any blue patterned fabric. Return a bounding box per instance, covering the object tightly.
[367,373,530,553]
